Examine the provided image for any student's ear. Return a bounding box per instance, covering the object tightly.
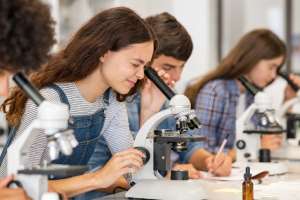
[99,50,111,63]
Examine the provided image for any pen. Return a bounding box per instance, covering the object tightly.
[216,134,229,158]
[211,134,229,172]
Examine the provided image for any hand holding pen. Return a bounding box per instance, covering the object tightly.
[205,134,232,176]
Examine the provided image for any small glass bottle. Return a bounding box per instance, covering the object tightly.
[243,166,253,200]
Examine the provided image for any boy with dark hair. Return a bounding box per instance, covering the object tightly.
[127,12,232,177]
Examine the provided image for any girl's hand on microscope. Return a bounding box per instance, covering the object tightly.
[0,175,31,200]
[91,148,145,188]
[205,153,232,177]
[172,163,202,179]
[261,134,283,150]
[284,74,300,101]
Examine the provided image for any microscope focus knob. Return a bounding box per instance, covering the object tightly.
[236,140,246,150]
[171,170,189,180]
[244,153,251,158]
[134,147,150,164]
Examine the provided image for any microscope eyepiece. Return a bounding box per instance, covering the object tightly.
[278,71,299,92]
[238,76,262,96]
[144,67,175,100]
[13,72,45,106]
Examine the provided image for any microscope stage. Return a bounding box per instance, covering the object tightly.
[18,164,87,179]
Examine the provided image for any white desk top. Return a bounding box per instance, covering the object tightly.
[96,161,300,200]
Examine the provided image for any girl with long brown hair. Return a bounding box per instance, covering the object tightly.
[185,29,300,161]
[1,7,156,198]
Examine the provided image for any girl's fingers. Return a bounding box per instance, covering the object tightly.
[114,153,144,167]
[116,148,145,158]
[0,175,13,188]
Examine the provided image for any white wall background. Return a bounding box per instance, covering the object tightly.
[222,0,285,56]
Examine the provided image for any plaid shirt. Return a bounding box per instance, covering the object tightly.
[188,79,254,154]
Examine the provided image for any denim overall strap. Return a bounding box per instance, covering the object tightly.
[85,89,113,169]
[46,84,70,105]
[47,84,106,165]
[103,89,110,106]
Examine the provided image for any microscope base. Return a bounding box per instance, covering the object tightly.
[234,161,288,175]
[273,144,300,161]
[17,174,48,200]
[126,179,207,200]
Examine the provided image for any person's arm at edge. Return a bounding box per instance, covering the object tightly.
[188,148,213,171]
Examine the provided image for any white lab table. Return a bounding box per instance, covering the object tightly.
[95,161,300,200]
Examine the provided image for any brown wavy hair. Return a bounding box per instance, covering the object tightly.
[185,29,286,107]
[2,7,157,126]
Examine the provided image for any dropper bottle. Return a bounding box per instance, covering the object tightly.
[243,166,253,200]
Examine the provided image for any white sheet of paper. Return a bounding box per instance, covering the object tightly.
[255,180,300,200]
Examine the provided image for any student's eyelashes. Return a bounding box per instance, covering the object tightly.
[268,65,276,71]
[162,66,172,71]
[131,63,140,68]
[270,64,279,69]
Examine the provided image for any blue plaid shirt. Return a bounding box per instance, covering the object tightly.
[188,79,253,155]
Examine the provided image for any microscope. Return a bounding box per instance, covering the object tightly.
[272,72,300,160]
[235,76,288,175]
[7,72,86,200]
[0,109,7,151]
[126,67,208,200]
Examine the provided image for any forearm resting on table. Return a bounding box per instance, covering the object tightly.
[96,176,129,193]
[49,174,129,198]
[49,172,101,198]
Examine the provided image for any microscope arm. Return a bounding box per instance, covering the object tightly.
[7,100,70,174]
[237,104,257,128]
[237,91,274,129]
[277,71,300,119]
[7,120,40,175]
[278,91,300,119]
[236,103,262,161]
[134,108,173,147]
[134,92,192,147]
[278,98,300,119]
